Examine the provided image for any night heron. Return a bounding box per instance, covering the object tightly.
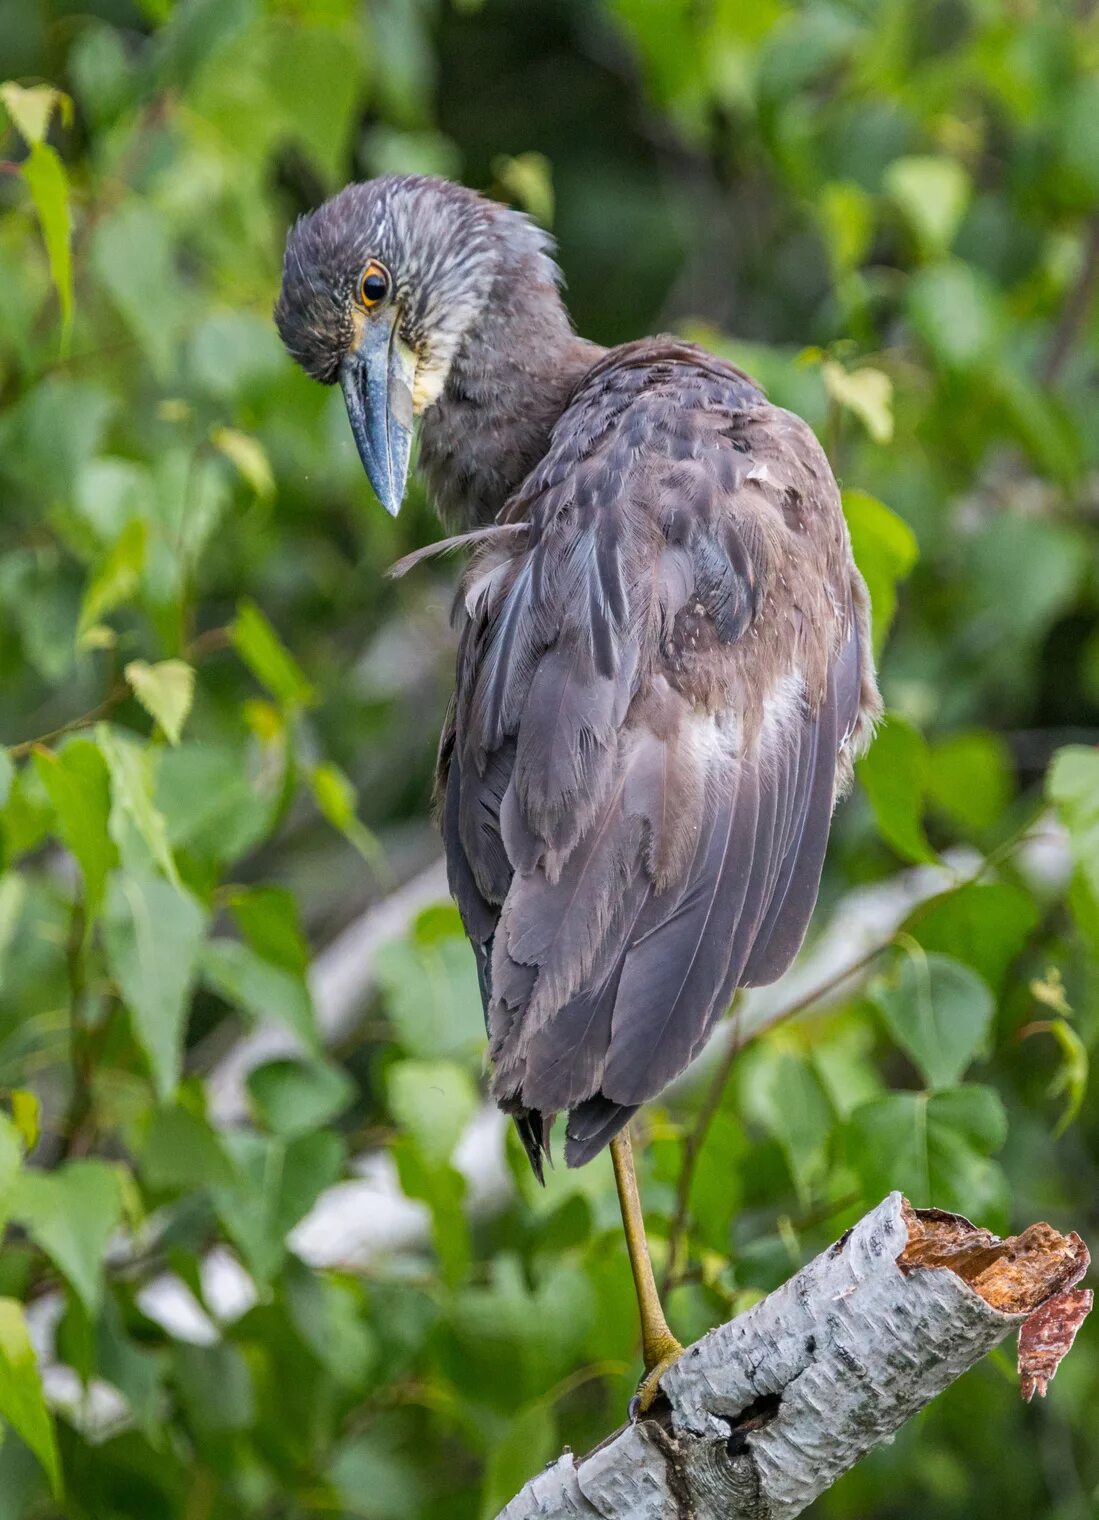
[275,175,881,1409]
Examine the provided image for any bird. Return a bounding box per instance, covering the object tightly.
[275,173,881,1410]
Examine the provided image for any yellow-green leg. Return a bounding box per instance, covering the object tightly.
[610,1126,684,1415]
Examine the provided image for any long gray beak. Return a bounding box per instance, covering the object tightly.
[339,315,415,517]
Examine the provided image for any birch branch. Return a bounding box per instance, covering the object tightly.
[498,1193,1091,1520]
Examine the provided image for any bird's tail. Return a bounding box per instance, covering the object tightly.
[564,1095,638,1167]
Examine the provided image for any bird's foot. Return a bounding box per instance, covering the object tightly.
[628,1334,684,1421]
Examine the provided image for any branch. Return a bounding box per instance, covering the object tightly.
[6,625,232,759]
[1041,213,1099,386]
[497,1194,1091,1520]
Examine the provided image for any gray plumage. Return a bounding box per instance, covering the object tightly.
[276,176,881,1178]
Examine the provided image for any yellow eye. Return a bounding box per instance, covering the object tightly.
[360,260,390,308]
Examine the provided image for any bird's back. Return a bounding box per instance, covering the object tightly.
[437,337,880,1174]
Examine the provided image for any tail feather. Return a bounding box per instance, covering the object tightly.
[564,1095,638,1167]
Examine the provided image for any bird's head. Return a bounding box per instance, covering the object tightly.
[275,174,520,516]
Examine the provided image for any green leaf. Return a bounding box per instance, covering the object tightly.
[927,730,1013,833]
[0,377,114,503]
[124,659,195,746]
[818,179,874,274]
[9,1091,39,1153]
[14,1159,124,1315]
[964,515,1085,654]
[845,1085,1008,1225]
[247,1058,354,1138]
[252,18,363,178]
[685,1109,749,1258]
[387,1059,478,1165]
[480,1400,556,1519]
[308,762,382,868]
[1039,1017,1089,1137]
[201,938,319,1052]
[392,1136,470,1288]
[0,875,27,980]
[871,951,995,1089]
[227,886,310,976]
[22,143,73,342]
[842,490,918,656]
[173,1342,254,1434]
[95,1295,163,1442]
[79,518,147,635]
[211,426,275,500]
[374,907,486,1062]
[492,151,555,225]
[0,82,70,144]
[822,361,893,444]
[857,713,936,863]
[741,1047,834,1202]
[155,0,252,86]
[155,742,276,866]
[284,1263,375,1388]
[906,882,1037,994]
[907,260,1001,369]
[326,1434,427,1520]
[1048,745,1099,899]
[138,1104,235,1191]
[212,1130,344,1287]
[1,768,52,866]
[103,870,208,1098]
[0,748,12,808]
[232,598,315,709]
[310,762,357,830]
[885,155,970,256]
[1066,866,1099,961]
[0,1112,22,1240]
[91,199,185,376]
[0,1297,61,1497]
[33,739,115,924]
[187,311,285,400]
[97,724,179,886]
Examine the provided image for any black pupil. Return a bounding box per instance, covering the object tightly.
[363,271,387,302]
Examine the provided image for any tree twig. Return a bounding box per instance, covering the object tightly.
[1042,213,1099,386]
[6,625,232,759]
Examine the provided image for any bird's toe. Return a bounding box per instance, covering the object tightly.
[630,1337,684,1419]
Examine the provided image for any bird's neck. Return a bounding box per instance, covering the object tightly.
[417,282,602,530]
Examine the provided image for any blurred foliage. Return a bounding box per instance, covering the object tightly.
[0,0,1097,1516]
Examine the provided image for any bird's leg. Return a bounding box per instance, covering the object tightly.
[609,1126,684,1416]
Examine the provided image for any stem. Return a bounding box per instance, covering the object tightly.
[6,625,231,758]
[1041,214,1099,386]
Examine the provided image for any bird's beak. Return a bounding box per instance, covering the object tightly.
[339,313,415,517]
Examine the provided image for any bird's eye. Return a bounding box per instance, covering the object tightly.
[360,260,390,309]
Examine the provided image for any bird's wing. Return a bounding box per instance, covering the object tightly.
[438,340,879,1169]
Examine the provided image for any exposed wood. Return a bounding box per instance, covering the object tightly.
[496,1193,1091,1520]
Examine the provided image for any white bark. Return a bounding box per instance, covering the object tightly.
[496,1193,1062,1520]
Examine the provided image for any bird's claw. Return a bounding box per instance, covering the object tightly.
[629,1339,684,1420]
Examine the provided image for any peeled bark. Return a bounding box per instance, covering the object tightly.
[498,1192,1091,1520]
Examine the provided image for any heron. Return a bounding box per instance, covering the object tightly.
[275,174,880,1410]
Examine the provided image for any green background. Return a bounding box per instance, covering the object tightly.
[0,0,1097,1515]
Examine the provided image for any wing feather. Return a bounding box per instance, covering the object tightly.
[436,339,880,1172]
